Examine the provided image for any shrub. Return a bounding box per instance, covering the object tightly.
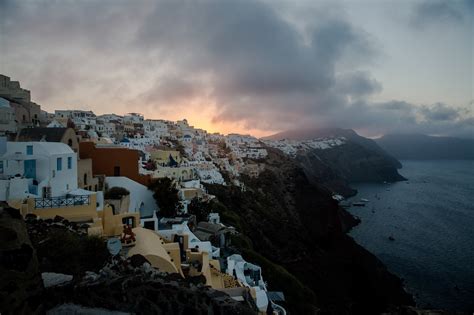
[35,230,108,276]
[148,178,181,218]
[187,197,210,222]
[104,187,130,200]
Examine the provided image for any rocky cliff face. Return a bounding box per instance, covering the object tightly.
[206,148,413,314]
[265,128,405,197]
[0,205,44,315]
[296,141,406,197]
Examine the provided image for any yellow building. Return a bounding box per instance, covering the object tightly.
[150,149,183,166]
[11,191,234,292]
[14,193,140,238]
[153,165,195,182]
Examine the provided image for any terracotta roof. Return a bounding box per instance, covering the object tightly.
[16,127,69,142]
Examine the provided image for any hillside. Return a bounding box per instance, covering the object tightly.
[205,148,414,314]
[264,128,405,194]
[376,134,474,160]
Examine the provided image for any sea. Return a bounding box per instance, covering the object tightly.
[347,160,474,312]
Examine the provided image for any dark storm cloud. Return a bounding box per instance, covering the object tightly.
[421,103,461,121]
[1,0,472,138]
[134,0,377,129]
[140,76,202,104]
[411,0,473,28]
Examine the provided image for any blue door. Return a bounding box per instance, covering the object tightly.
[24,159,36,179]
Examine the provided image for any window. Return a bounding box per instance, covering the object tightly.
[43,186,52,198]
[56,157,62,171]
[122,216,135,228]
[84,173,88,185]
[67,157,72,169]
[26,145,33,155]
[0,161,3,174]
[144,221,155,231]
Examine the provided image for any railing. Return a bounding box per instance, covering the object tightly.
[34,195,90,209]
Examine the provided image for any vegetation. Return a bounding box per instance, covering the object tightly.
[104,187,130,200]
[148,178,181,217]
[35,229,108,276]
[203,183,319,314]
[187,197,210,222]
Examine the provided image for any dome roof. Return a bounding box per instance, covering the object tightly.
[0,97,11,108]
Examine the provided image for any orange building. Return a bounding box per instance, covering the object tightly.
[79,142,151,186]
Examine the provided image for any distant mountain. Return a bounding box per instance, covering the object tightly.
[264,128,401,168]
[375,134,474,160]
[264,128,405,192]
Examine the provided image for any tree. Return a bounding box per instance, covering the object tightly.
[148,178,181,218]
[188,197,210,222]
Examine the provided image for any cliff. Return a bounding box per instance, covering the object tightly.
[0,205,44,314]
[205,148,414,314]
[265,128,405,197]
[296,140,406,197]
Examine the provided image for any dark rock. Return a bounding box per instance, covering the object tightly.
[43,274,256,315]
[53,215,65,223]
[0,204,44,314]
[25,213,38,221]
[4,207,22,220]
[0,244,34,271]
[129,254,149,268]
[69,222,78,230]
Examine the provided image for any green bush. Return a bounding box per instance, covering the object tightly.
[35,230,108,276]
[187,197,210,222]
[104,187,130,200]
[241,248,319,314]
[148,178,181,217]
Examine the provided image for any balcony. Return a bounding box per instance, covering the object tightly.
[34,195,90,209]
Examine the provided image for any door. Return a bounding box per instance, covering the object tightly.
[114,166,120,176]
[24,159,36,179]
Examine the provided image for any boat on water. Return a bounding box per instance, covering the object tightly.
[388,235,395,241]
[352,202,366,207]
[360,198,369,202]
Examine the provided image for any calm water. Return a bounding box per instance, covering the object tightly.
[347,160,474,311]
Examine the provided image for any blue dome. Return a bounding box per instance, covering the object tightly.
[0,97,10,108]
[121,138,130,143]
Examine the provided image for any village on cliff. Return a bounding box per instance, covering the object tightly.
[0,74,348,314]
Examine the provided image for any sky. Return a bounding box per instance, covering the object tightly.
[1,0,473,138]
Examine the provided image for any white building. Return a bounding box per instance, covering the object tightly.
[0,97,17,134]
[105,176,158,217]
[144,119,170,138]
[47,120,66,128]
[97,113,123,123]
[226,254,269,313]
[0,140,78,201]
[123,113,144,124]
[158,222,220,258]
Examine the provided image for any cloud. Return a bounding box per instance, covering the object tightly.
[421,103,461,121]
[410,0,473,28]
[0,0,472,138]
